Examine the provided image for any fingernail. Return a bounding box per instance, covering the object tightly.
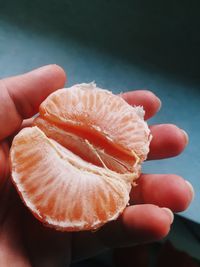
[185,180,195,201]
[161,208,174,224]
[181,129,189,145]
[156,97,162,111]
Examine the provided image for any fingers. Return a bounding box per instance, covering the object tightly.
[98,204,173,247]
[0,65,66,140]
[130,174,194,212]
[148,124,188,160]
[121,90,161,120]
[72,204,173,262]
[121,92,188,160]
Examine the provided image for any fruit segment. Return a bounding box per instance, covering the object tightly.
[11,127,136,231]
[34,117,141,174]
[35,83,151,172]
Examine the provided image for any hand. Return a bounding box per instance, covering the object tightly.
[0,65,194,266]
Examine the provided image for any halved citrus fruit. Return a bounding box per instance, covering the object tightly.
[10,83,152,231]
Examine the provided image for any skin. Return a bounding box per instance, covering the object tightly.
[0,65,194,266]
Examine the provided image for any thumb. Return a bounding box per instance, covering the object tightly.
[0,65,66,140]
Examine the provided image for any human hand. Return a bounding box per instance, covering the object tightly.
[0,65,194,266]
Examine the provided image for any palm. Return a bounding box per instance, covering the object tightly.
[0,65,193,267]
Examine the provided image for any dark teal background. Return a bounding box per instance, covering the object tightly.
[0,0,200,224]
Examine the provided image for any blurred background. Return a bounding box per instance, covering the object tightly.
[0,0,200,266]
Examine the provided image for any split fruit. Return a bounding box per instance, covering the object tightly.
[10,83,152,231]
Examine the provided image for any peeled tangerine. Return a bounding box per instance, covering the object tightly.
[10,83,152,231]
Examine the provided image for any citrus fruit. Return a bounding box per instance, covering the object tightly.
[10,83,152,231]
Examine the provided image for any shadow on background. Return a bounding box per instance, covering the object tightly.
[0,0,200,83]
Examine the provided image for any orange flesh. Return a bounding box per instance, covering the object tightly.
[34,117,135,173]
[10,85,151,232]
[39,114,137,165]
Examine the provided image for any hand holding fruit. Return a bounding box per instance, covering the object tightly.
[0,65,193,266]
